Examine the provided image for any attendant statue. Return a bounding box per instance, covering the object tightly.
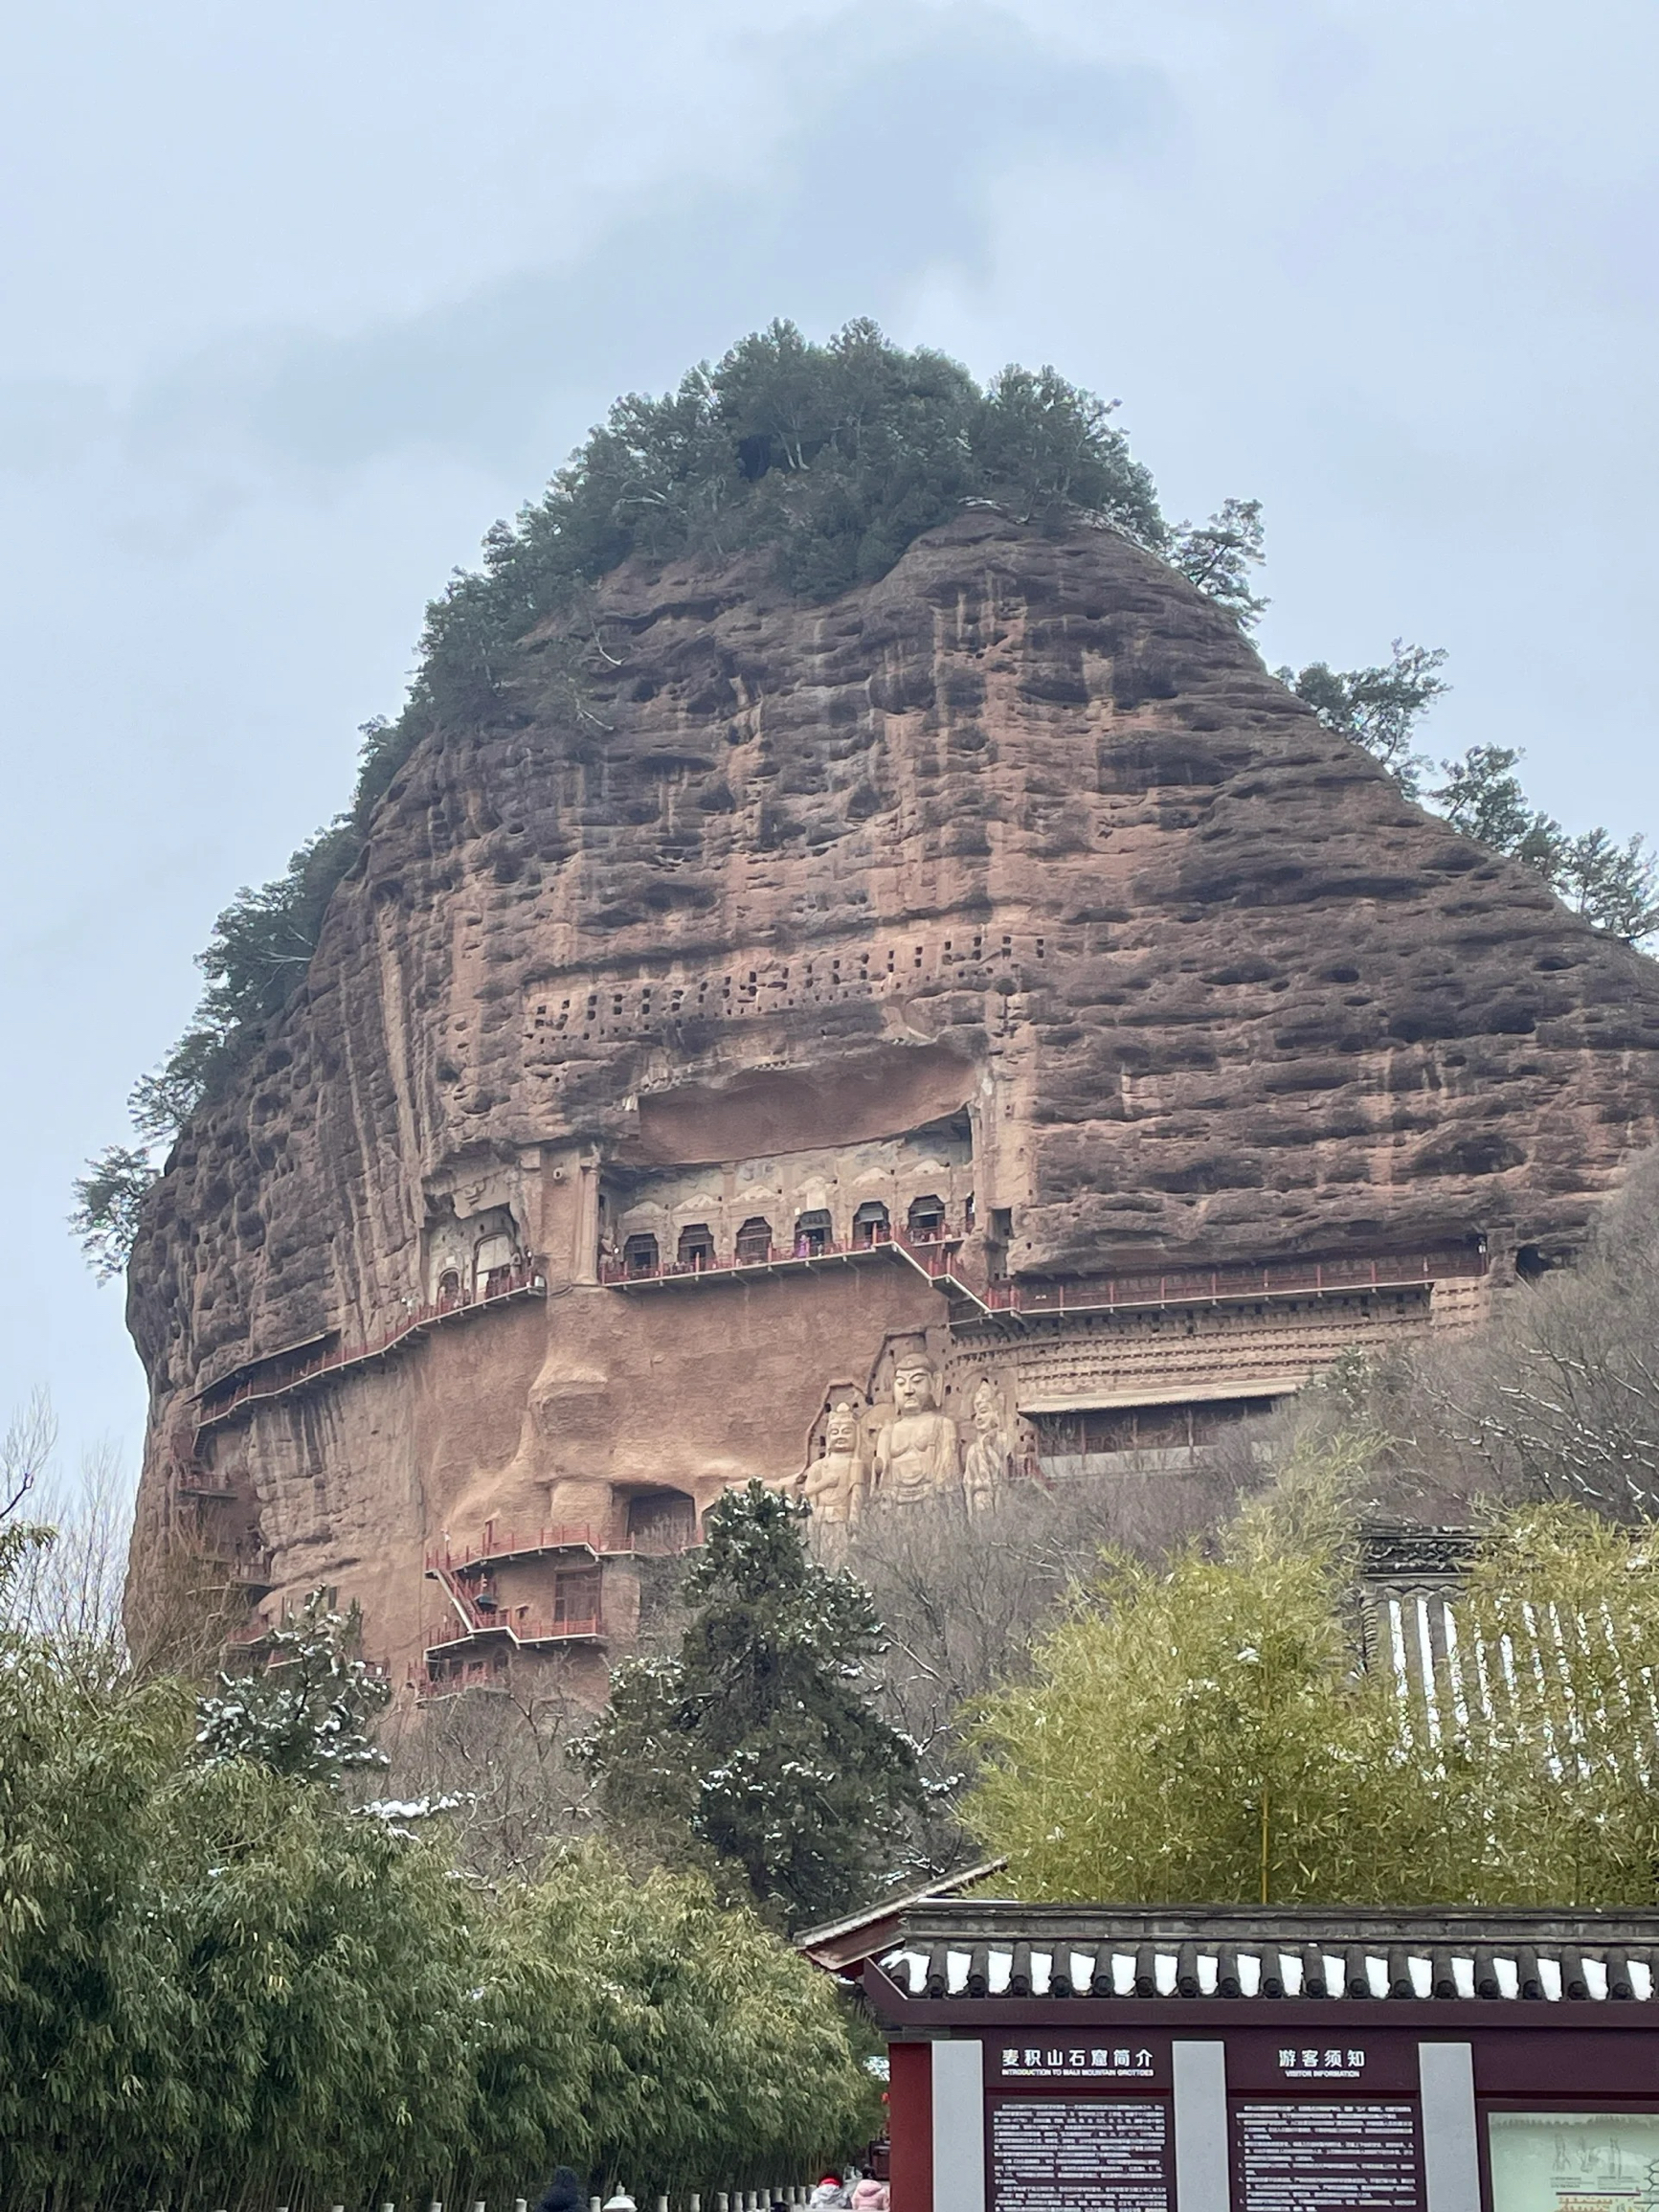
[962,1375,1014,1514]
[800,1396,868,1546]
[874,1349,961,1504]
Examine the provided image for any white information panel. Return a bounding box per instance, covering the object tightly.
[1234,2101,1419,2209]
[992,2097,1172,2212]
[1489,2111,1659,2212]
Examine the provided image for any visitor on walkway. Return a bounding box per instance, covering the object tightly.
[809,2176,849,2211]
[535,2170,585,2212]
[850,2180,888,2212]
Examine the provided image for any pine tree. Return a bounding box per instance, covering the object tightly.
[193,1587,390,1781]
[1282,640,1450,796]
[1286,655,1659,945]
[68,1143,159,1281]
[1429,745,1659,941]
[579,1481,918,1928]
[0,1511,876,2201]
[1170,497,1268,631]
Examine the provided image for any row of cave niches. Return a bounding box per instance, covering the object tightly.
[613,1192,953,1275]
[523,929,1058,1048]
[1033,1397,1275,1457]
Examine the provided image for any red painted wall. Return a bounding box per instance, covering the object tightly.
[887,2042,932,2212]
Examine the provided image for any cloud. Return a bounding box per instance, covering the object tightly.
[0,379,114,472]
[125,5,1171,485]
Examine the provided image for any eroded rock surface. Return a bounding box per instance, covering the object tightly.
[125,513,1659,1682]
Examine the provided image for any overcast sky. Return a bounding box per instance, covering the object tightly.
[5,0,1656,1481]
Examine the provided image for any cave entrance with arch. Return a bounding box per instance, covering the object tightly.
[677,1222,716,1272]
[474,1230,517,1296]
[793,1208,832,1257]
[621,1488,699,1556]
[622,1232,660,1278]
[734,1215,773,1265]
[907,1192,946,1242]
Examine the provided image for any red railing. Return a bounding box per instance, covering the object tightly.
[423,1612,603,1653]
[425,1546,608,1646]
[895,1240,960,1281]
[229,1623,392,1680]
[600,1233,1484,1321]
[194,1258,549,1433]
[425,1521,699,1577]
[426,1524,603,1574]
[991,1250,1484,1317]
[600,1228,956,1287]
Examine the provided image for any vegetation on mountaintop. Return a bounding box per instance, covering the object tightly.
[1285,645,1659,943]
[70,318,1657,1276]
[72,318,1269,1274]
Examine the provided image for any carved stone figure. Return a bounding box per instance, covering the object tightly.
[800,1395,867,1539]
[874,1349,960,1504]
[962,1374,1014,1514]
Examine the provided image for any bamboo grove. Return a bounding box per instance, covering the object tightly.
[0,1513,878,2212]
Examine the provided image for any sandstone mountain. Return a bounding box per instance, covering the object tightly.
[127,512,1659,1691]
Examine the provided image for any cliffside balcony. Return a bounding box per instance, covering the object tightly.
[598,1225,963,1292]
[960,1246,1488,1325]
[426,1524,603,1575]
[226,1619,391,1682]
[172,1473,240,1501]
[191,1257,549,1439]
[213,1546,276,1598]
[420,1601,605,1701]
[596,1230,1483,1331]
[423,1611,604,1653]
[423,1544,610,1675]
[424,1517,699,1581]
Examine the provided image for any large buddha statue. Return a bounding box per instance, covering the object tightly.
[874,1348,961,1505]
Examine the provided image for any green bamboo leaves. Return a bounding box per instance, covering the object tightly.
[967,1479,1659,1910]
[0,1531,875,2207]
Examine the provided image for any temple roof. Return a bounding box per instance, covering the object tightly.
[857,1902,1659,2006]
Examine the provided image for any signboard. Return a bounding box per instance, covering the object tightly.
[1475,2038,1659,2100]
[1226,2035,1419,2096]
[1233,2100,1421,2210]
[991,2096,1172,2212]
[1270,2045,1374,2084]
[990,2040,1166,2086]
[1488,2110,1659,2211]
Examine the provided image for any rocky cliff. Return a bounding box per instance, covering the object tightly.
[125,512,1659,1682]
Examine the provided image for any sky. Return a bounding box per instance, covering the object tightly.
[4,0,1657,1485]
